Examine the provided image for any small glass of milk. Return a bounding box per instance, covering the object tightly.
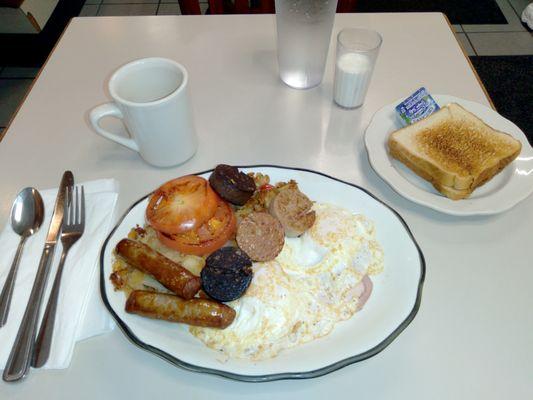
[333,28,382,109]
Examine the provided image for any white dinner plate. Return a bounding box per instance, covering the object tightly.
[364,95,533,216]
[100,166,425,381]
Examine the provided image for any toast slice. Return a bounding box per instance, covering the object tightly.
[388,103,521,200]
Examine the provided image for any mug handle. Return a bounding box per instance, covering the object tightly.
[89,103,139,152]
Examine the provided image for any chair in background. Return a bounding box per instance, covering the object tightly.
[207,0,274,14]
[178,0,202,14]
[337,0,356,13]
[206,0,356,14]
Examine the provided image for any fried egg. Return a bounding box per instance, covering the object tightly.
[190,203,384,360]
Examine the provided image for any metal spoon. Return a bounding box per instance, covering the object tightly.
[0,188,44,327]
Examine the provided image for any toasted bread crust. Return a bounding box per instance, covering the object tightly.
[389,139,472,200]
[432,183,471,200]
[471,144,521,189]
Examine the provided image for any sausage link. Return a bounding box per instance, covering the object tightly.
[125,290,236,329]
[116,239,201,299]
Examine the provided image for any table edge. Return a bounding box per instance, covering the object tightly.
[0,13,496,145]
[0,19,74,144]
[442,13,495,110]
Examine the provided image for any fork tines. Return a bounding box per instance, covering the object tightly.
[64,185,85,228]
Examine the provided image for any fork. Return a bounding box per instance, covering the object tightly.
[32,185,85,368]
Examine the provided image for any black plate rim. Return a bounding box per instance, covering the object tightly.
[99,164,426,382]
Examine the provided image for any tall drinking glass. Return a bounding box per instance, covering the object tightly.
[275,0,338,89]
[333,28,382,108]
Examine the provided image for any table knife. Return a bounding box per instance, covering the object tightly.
[2,171,74,382]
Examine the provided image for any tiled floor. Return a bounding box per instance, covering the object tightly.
[0,0,532,133]
[79,0,209,16]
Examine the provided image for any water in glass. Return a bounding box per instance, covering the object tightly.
[275,0,338,89]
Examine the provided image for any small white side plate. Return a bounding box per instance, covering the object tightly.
[364,95,533,216]
[100,166,425,381]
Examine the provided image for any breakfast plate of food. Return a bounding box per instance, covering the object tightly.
[100,165,425,381]
[365,94,533,216]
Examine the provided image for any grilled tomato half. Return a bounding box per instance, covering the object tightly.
[157,199,237,256]
[146,175,219,235]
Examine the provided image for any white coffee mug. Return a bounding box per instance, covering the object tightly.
[89,57,197,167]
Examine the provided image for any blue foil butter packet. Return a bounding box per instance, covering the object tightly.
[395,87,440,126]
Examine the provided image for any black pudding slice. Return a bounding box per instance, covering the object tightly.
[208,164,256,206]
[201,247,253,302]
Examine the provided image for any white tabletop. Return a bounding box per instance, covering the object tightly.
[1,13,531,399]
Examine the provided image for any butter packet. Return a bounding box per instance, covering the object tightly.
[395,87,440,126]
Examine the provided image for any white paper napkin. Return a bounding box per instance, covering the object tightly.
[0,179,119,369]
